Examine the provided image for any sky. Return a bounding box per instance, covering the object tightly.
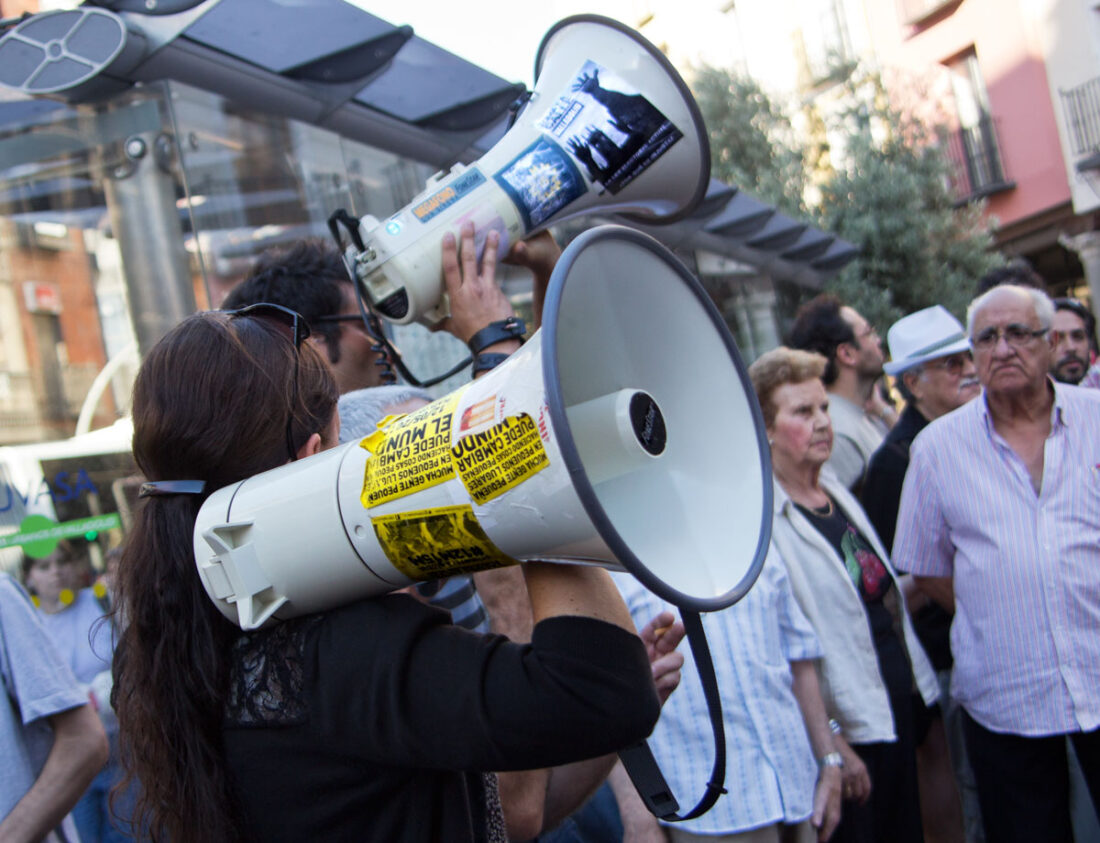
[347,1,637,84]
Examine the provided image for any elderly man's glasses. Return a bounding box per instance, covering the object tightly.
[972,324,1047,351]
[222,302,311,461]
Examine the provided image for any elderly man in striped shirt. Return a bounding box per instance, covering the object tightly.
[893,284,1100,843]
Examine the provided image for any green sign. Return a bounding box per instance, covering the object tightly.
[0,513,122,557]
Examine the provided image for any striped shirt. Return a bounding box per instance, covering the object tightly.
[613,551,823,835]
[894,381,1100,736]
[415,576,489,633]
[1081,362,1100,389]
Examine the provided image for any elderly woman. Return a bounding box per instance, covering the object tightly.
[749,347,939,843]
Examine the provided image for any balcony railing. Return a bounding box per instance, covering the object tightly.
[1059,76,1100,171]
[944,113,1014,203]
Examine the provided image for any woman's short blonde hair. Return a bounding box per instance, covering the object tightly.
[748,346,828,428]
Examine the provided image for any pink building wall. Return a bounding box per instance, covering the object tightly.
[864,0,1071,232]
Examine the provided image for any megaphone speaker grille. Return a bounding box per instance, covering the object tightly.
[542,226,772,612]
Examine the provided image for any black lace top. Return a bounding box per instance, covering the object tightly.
[227,615,319,728]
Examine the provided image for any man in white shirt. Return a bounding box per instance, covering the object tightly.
[895,285,1100,843]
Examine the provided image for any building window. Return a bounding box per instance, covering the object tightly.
[797,0,854,86]
[944,50,1012,201]
[1059,76,1100,171]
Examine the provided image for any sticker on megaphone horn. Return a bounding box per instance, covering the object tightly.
[356,342,642,582]
[532,60,684,197]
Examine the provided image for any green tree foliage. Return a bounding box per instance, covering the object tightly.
[814,75,1004,330]
[692,64,1004,330]
[692,65,807,216]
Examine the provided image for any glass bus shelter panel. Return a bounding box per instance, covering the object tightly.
[0,90,177,443]
[165,81,473,394]
[167,82,426,307]
[173,92,464,388]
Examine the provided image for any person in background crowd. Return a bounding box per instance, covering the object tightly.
[1,570,109,842]
[894,285,1100,843]
[787,295,888,493]
[864,377,899,430]
[22,540,137,841]
[975,259,1046,295]
[611,553,844,843]
[750,347,939,843]
[861,305,979,843]
[222,238,393,392]
[1049,297,1098,387]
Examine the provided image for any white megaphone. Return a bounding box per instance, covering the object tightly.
[194,227,770,630]
[328,14,710,327]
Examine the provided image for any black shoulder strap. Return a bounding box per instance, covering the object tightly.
[617,610,727,821]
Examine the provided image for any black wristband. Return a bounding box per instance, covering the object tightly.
[467,317,526,354]
[471,352,511,376]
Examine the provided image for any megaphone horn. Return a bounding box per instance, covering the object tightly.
[329,15,710,327]
[194,227,769,631]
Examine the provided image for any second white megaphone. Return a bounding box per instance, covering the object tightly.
[194,227,770,630]
[329,14,710,327]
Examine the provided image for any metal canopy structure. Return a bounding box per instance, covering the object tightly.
[0,0,858,287]
[610,180,858,289]
[0,0,524,166]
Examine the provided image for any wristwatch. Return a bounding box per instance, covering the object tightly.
[818,752,845,770]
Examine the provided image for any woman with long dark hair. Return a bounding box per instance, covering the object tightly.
[111,304,660,842]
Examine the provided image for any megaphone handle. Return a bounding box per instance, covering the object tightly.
[617,609,728,822]
[351,269,473,388]
[330,206,473,387]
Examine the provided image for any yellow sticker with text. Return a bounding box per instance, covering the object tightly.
[360,392,461,508]
[371,504,516,580]
[451,413,549,505]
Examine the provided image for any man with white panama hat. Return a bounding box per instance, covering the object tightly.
[860,304,980,843]
[861,305,979,551]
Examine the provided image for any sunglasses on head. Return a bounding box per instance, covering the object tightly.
[222,302,311,462]
[224,302,310,347]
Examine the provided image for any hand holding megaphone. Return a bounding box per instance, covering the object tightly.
[329,14,710,328]
[434,226,517,349]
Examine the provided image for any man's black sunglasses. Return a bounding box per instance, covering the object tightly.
[222,302,311,461]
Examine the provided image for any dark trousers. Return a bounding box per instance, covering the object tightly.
[962,710,1100,843]
[832,693,923,843]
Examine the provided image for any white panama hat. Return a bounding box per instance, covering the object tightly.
[883,305,971,376]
